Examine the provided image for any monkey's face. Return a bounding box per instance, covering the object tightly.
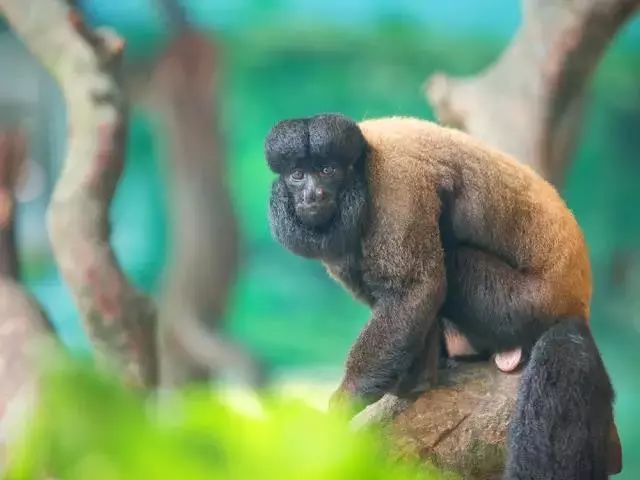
[284,162,348,228]
[265,113,366,229]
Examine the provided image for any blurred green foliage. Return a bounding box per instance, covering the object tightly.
[5,356,455,480]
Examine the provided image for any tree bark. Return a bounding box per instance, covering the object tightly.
[0,0,158,388]
[352,364,519,479]
[392,364,519,480]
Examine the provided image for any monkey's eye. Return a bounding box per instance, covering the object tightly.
[290,169,305,181]
[320,166,336,176]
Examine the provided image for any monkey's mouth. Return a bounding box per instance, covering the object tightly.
[296,203,336,228]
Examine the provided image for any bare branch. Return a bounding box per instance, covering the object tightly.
[359,362,620,478]
[426,0,640,184]
[1,0,158,387]
[149,30,262,386]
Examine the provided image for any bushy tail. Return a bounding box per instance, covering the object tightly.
[504,318,619,480]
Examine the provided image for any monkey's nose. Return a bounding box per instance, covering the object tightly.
[315,188,327,200]
[304,188,326,204]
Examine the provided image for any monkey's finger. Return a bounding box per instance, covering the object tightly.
[494,348,522,372]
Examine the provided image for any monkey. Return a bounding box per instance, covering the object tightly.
[265,113,620,479]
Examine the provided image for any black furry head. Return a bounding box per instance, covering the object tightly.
[266,112,369,260]
[265,113,367,174]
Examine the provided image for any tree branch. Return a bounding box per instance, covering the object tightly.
[426,0,640,184]
[0,0,158,388]
[148,15,261,386]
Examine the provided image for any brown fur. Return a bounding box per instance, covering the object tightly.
[355,116,591,321]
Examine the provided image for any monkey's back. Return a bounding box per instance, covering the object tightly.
[359,117,592,320]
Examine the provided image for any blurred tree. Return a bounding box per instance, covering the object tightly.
[0,0,260,393]
[0,128,53,463]
[150,0,262,387]
[5,356,455,480]
[0,0,162,385]
[1,0,159,388]
[0,130,23,279]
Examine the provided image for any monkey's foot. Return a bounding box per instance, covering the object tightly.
[444,320,523,373]
[494,348,522,372]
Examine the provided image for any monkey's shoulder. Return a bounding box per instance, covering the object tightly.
[358,116,546,188]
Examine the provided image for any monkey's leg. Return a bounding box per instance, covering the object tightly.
[395,321,441,395]
[442,247,619,477]
[442,318,524,372]
[442,318,479,358]
[330,277,446,411]
[504,318,616,480]
[441,246,558,353]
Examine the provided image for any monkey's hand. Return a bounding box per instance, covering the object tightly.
[328,379,367,416]
[332,279,445,415]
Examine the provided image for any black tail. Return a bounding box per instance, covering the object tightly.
[504,318,618,480]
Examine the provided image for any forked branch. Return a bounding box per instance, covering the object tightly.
[1,0,158,387]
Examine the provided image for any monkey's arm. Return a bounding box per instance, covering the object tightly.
[332,274,445,407]
[331,197,447,408]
